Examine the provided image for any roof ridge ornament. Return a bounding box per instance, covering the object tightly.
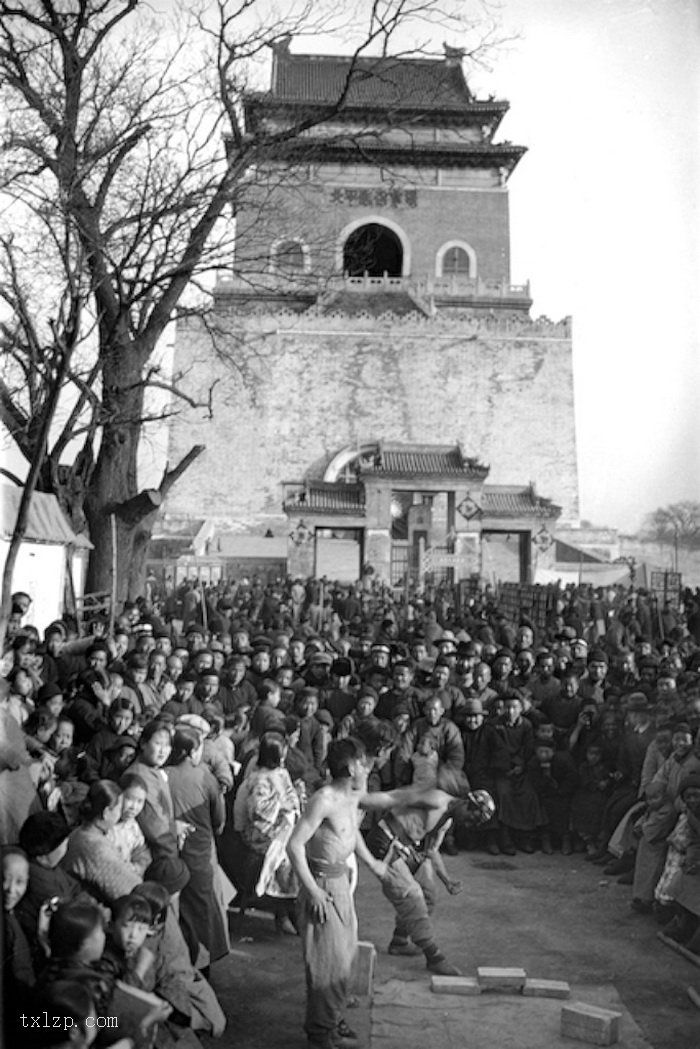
[272,34,292,54]
[443,44,466,62]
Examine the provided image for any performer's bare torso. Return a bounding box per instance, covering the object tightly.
[307,784,360,866]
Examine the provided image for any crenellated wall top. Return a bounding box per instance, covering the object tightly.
[179,306,571,339]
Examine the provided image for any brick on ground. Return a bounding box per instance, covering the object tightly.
[477,967,527,991]
[430,976,481,996]
[350,941,376,997]
[561,1001,622,1046]
[522,978,570,999]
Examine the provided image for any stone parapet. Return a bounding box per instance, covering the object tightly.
[181,305,572,340]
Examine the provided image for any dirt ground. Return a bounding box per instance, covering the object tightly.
[204,848,700,1049]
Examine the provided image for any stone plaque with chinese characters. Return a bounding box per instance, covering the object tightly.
[328,187,418,208]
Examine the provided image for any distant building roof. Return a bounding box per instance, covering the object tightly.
[1,484,88,546]
[283,482,366,516]
[269,49,473,109]
[360,444,489,480]
[482,486,561,519]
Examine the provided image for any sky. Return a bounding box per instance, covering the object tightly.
[466,0,700,532]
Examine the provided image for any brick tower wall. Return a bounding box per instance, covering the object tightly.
[165,308,579,529]
[232,172,512,284]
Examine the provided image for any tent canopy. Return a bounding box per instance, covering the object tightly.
[1,484,88,546]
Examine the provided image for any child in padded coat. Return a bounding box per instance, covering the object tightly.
[130,882,226,1040]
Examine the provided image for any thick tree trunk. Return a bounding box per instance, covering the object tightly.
[84,331,144,603]
[83,336,204,606]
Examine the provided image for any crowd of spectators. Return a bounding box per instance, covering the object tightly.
[3,572,700,1047]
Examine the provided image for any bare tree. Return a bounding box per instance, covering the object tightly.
[0,0,500,622]
[642,502,700,568]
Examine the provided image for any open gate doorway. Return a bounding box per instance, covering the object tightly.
[481,530,532,584]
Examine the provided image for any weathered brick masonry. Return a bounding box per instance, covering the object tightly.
[167,308,577,529]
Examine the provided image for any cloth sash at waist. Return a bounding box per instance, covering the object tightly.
[308,857,349,880]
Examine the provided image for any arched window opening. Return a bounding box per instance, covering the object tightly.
[273,240,306,273]
[343,223,402,277]
[442,246,471,277]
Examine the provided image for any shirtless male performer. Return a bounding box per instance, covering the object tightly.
[288,737,388,1049]
[362,768,493,972]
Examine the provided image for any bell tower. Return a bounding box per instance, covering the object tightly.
[227,40,530,313]
[165,41,579,563]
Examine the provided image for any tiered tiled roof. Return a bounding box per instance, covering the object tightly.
[360,444,489,479]
[242,42,522,173]
[482,486,561,519]
[283,482,366,516]
[271,52,473,109]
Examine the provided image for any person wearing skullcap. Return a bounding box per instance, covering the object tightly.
[323,659,357,725]
[578,649,609,705]
[530,650,561,709]
[527,731,578,855]
[540,667,584,751]
[36,681,64,707]
[428,659,463,720]
[375,660,422,723]
[15,812,90,962]
[489,648,515,699]
[369,642,392,671]
[294,688,326,777]
[680,772,700,797]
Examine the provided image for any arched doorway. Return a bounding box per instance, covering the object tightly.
[343,223,403,277]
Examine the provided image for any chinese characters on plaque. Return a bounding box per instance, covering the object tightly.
[328,186,418,208]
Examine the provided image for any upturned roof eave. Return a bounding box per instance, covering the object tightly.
[240,135,527,169]
[361,468,491,481]
[244,93,510,116]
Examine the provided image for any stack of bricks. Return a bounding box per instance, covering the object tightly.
[430,968,622,1045]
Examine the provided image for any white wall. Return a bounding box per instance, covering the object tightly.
[0,541,66,635]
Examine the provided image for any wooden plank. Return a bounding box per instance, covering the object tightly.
[657,931,700,969]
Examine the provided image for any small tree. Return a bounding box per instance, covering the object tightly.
[0,0,500,629]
